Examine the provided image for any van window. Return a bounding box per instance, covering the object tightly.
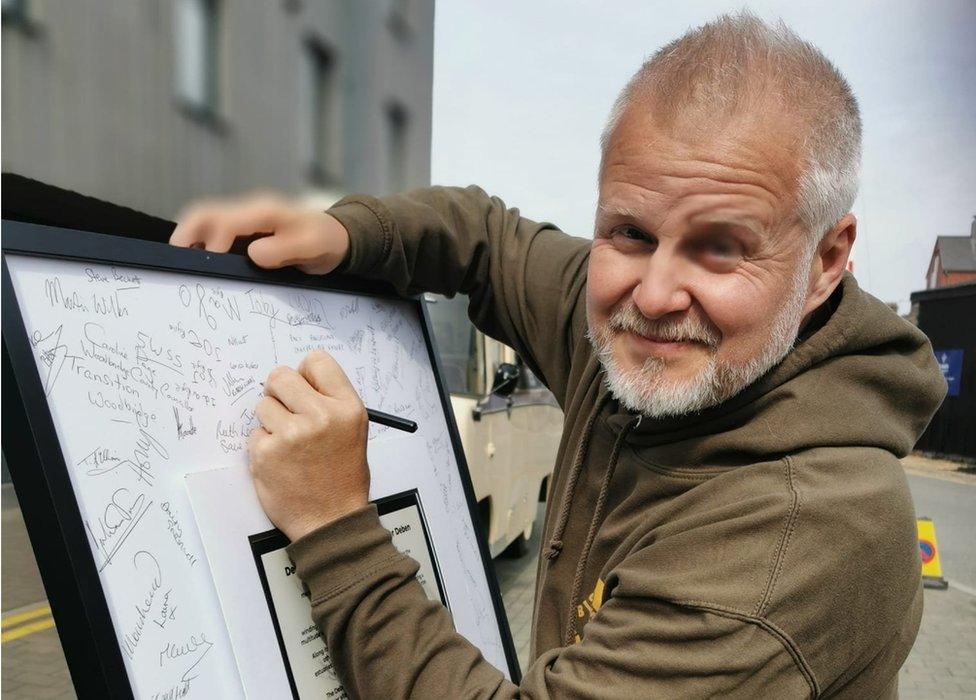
[516,361,545,391]
[426,294,485,396]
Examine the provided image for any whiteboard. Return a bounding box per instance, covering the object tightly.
[1,225,513,698]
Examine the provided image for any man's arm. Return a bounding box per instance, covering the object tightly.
[287,506,815,699]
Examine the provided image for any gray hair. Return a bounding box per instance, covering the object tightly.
[600,12,862,246]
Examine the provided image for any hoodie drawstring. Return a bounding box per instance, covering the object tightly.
[543,391,612,561]
[562,413,640,646]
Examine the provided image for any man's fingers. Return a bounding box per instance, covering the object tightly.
[214,195,292,253]
[247,425,271,471]
[299,351,360,402]
[205,225,241,254]
[247,228,317,269]
[263,366,322,415]
[170,203,218,248]
[171,193,291,252]
[254,395,292,433]
[247,226,324,268]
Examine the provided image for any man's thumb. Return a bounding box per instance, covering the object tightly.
[246,234,293,269]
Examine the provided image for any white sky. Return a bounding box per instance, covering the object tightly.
[430,1,976,311]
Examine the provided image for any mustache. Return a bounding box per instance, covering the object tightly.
[608,305,720,349]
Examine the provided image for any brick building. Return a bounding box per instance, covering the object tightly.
[925,216,976,289]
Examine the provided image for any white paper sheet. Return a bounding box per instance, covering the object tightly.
[186,465,448,699]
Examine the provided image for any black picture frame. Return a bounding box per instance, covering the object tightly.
[1,219,522,698]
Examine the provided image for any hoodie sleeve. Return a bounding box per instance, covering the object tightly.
[325,185,590,405]
[287,506,816,700]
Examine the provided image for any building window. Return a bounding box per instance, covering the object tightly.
[174,0,220,116]
[516,360,546,391]
[386,102,409,193]
[2,0,28,26]
[387,0,414,40]
[304,39,341,185]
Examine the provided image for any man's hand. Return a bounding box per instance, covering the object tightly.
[170,192,351,275]
[249,350,370,541]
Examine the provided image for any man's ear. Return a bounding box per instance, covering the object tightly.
[801,213,857,317]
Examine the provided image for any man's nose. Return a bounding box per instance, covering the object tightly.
[630,250,692,320]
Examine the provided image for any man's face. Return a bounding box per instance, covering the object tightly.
[586,108,816,417]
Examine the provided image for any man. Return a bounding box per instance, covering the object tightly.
[171,14,945,698]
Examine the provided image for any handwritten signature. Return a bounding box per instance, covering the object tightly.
[30,324,69,396]
[159,633,214,684]
[173,406,197,440]
[84,429,168,486]
[121,550,165,659]
[85,488,153,571]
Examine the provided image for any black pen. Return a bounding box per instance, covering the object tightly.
[367,408,418,434]
[258,382,418,433]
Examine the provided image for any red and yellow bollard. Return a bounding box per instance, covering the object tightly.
[917,517,949,589]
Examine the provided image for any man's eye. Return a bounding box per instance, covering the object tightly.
[609,226,652,245]
[703,238,741,260]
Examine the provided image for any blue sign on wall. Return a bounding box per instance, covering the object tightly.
[934,349,964,397]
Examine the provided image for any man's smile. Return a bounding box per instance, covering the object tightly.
[620,329,710,359]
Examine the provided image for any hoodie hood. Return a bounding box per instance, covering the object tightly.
[606,273,947,466]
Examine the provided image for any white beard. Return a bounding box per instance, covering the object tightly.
[588,263,811,418]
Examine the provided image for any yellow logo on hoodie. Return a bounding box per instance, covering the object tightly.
[574,578,606,644]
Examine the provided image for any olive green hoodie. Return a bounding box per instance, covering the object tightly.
[286,186,946,698]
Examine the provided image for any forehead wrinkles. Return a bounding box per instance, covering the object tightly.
[601,111,803,213]
[604,140,794,201]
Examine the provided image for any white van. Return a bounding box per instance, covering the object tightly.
[425,294,563,557]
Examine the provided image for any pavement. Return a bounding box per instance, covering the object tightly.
[1,484,75,700]
[2,457,974,698]
[900,585,976,699]
[493,504,546,672]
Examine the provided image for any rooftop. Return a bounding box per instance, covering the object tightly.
[934,235,976,272]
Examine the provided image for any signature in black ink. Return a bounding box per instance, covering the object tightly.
[112,266,142,288]
[30,324,69,396]
[81,322,132,376]
[87,390,157,429]
[78,447,121,472]
[151,680,191,700]
[153,588,177,630]
[179,284,221,331]
[91,290,130,319]
[339,297,360,320]
[245,289,279,322]
[160,502,198,568]
[85,488,153,571]
[173,406,196,440]
[286,291,333,330]
[222,372,256,405]
[136,331,184,376]
[121,550,164,659]
[245,289,280,362]
[159,633,214,683]
[347,329,365,354]
[84,428,167,486]
[85,267,110,284]
[44,277,88,312]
